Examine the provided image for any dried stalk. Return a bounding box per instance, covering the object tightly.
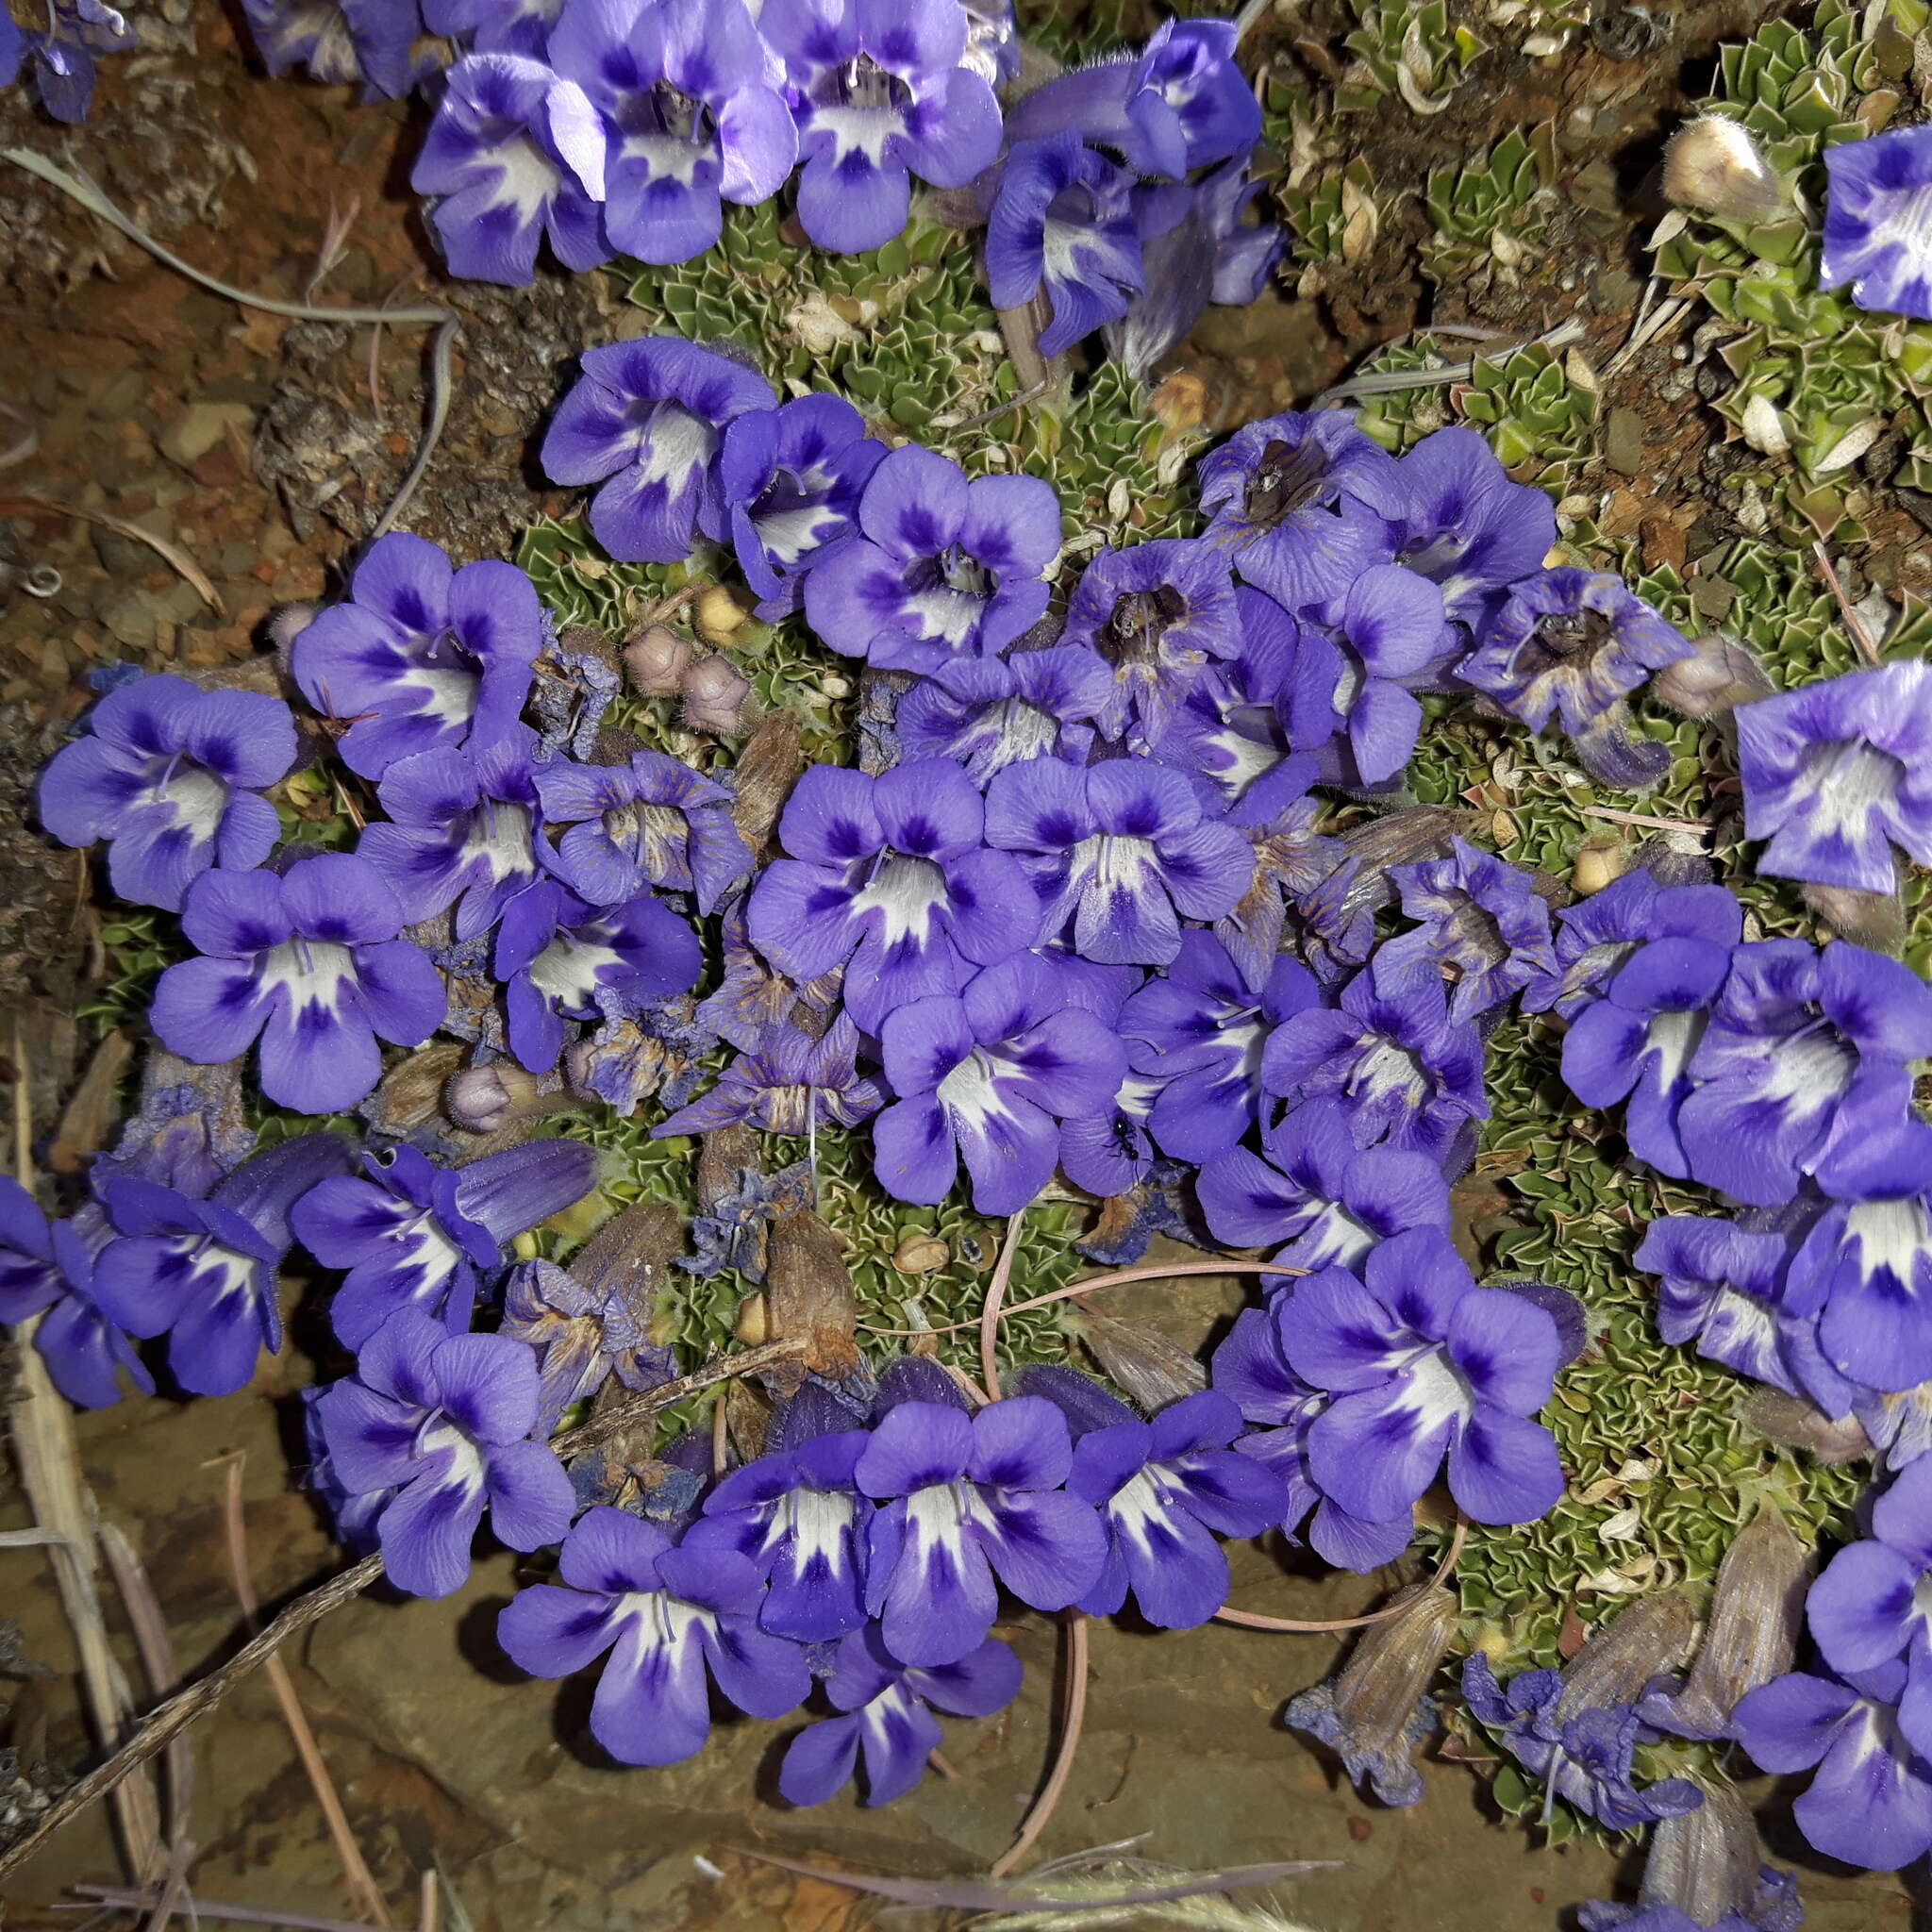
[990,1611,1090,1881]
[1213,1514,1470,1632]
[978,1210,1027,1401]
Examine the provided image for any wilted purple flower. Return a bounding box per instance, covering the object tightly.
[873,953,1127,1214]
[291,1138,599,1347]
[656,1013,885,1139]
[855,1395,1108,1666]
[493,878,704,1073]
[779,1623,1023,1807]
[1380,425,1557,627]
[1577,1783,1803,1932]
[1196,1095,1452,1273]
[760,0,1001,254]
[411,53,608,284]
[92,1052,254,1205]
[1002,18,1259,181]
[1675,939,1932,1207]
[1280,1229,1564,1527]
[1058,538,1241,743]
[1373,837,1558,1022]
[1118,930,1320,1162]
[1261,967,1486,1165]
[241,0,418,97]
[0,1186,150,1410]
[357,724,544,941]
[717,394,886,618]
[1458,569,1692,790]
[696,889,842,1052]
[424,0,558,53]
[548,0,795,264]
[1733,1658,1932,1870]
[1558,885,1744,1182]
[1199,409,1401,615]
[1822,123,1932,320]
[540,339,776,564]
[499,1257,675,1436]
[150,856,446,1117]
[746,758,1037,1036]
[685,1388,873,1640]
[316,1308,575,1598]
[533,746,751,913]
[291,531,545,780]
[897,645,1112,786]
[985,135,1143,359]
[1283,564,1452,786]
[1208,1291,1412,1569]
[1735,661,1932,896]
[38,673,296,914]
[803,444,1060,673]
[92,1134,355,1398]
[984,758,1254,967]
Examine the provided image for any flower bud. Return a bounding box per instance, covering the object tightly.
[681,655,752,734]
[1802,878,1907,955]
[1652,631,1774,721]
[694,583,751,646]
[445,1059,545,1134]
[1662,115,1787,223]
[1741,1387,1874,1464]
[267,600,319,667]
[1556,1588,1699,1722]
[622,624,692,695]
[1571,840,1627,896]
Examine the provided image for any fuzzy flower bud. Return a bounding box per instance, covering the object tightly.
[1802,878,1908,956]
[1285,1583,1459,1807]
[268,600,320,666]
[623,624,693,695]
[1662,115,1787,224]
[1651,630,1774,722]
[1557,1588,1701,1722]
[1641,1505,1811,1740]
[681,655,752,733]
[446,1059,547,1134]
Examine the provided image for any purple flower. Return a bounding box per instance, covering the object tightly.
[760,0,1001,254]
[291,532,545,780]
[291,1139,599,1347]
[14,0,134,121]
[38,674,295,915]
[1001,19,1258,181]
[498,1503,810,1760]
[1198,409,1401,615]
[1057,1070,1163,1199]
[1058,538,1242,743]
[1524,863,1674,1021]
[533,746,751,913]
[1736,661,1932,895]
[315,1308,576,1598]
[1056,1389,1288,1627]
[1261,968,1486,1165]
[411,53,609,284]
[685,1391,874,1640]
[1372,838,1558,1022]
[1462,1654,1706,1832]
[655,1012,886,1137]
[1283,565,1452,786]
[0,8,19,87]
[1208,1293,1412,1570]
[1675,939,1932,1208]
[92,1133,355,1398]
[746,758,1038,1036]
[424,0,559,53]
[855,1395,1108,1666]
[803,444,1060,673]
[872,953,1127,1214]
[984,758,1253,968]
[778,1623,1023,1806]
[1558,885,1745,1182]
[0,1186,151,1410]
[241,0,419,96]
[499,1256,675,1436]
[1196,1095,1452,1273]
[1458,569,1693,791]
[1118,930,1320,1162]
[1279,1229,1564,1526]
[1379,425,1557,628]
[897,645,1112,786]
[540,339,776,564]
[493,878,704,1073]
[985,135,1143,359]
[1822,124,1932,320]
[1733,1659,1932,1870]
[356,724,545,941]
[150,856,446,1117]
[716,394,886,618]
[547,0,795,265]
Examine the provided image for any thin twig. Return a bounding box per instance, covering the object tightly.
[95,1525,193,1865]
[1316,318,1587,407]
[979,1211,1027,1401]
[67,1891,379,1932]
[558,1339,809,1457]
[8,498,223,613]
[1813,541,1885,668]
[1578,804,1712,835]
[989,1613,1090,1882]
[0,396,38,470]
[1213,1515,1470,1632]
[414,1874,436,1932]
[220,1460,390,1928]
